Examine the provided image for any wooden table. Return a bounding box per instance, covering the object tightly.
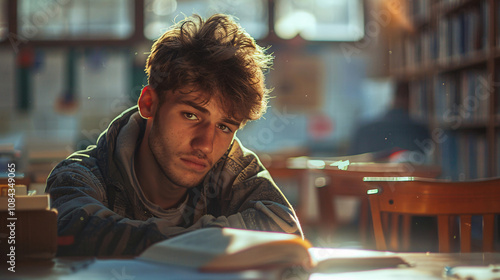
[2,252,500,279]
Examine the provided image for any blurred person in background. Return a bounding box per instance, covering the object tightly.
[348,81,431,164]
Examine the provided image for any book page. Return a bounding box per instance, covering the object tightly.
[139,228,310,270]
[160,227,231,254]
[143,227,306,256]
[309,248,410,273]
[139,228,229,268]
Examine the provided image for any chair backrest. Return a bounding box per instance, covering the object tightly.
[365,176,500,253]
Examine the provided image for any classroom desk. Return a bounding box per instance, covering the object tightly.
[2,251,500,279]
[265,157,441,245]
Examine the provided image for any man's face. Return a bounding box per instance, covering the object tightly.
[147,89,240,189]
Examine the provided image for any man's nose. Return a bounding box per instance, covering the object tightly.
[191,122,215,155]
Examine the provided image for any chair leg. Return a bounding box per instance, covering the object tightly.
[460,215,472,253]
[359,199,369,245]
[370,202,387,251]
[483,214,495,252]
[438,215,451,253]
[389,214,399,251]
[402,215,411,251]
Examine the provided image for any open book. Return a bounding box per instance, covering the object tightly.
[139,227,409,272]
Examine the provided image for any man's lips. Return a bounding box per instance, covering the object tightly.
[180,157,208,172]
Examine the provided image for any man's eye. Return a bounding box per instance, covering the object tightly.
[218,124,232,133]
[183,113,198,120]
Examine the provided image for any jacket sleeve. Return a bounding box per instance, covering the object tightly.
[220,169,303,237]
[46,160,246,257]
[206,139,304,238]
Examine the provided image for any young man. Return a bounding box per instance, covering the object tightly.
[46,14,302,256]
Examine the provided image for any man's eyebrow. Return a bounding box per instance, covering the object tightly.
[180,99,241,127]
[180,100,210,114]
[222,117,241,127]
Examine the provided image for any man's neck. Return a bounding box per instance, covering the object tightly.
[134,136,187,210]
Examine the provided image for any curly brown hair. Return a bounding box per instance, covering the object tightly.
[145,14,273,126]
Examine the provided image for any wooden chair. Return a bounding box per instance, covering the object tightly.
[314,163,440,245]
[365,176,500,253]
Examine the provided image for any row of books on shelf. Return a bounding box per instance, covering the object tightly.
[409,78,431,122]
[404,0,433,20]
[434,69,490,124]
[409,69,492,125]
[441,0,500,44]
[440,0,477,8]
[437,1,489,62]
[393,0,489,70]
[403,0,487,23]
[439,131,489,180]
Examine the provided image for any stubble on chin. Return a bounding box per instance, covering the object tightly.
[149,146,207,189]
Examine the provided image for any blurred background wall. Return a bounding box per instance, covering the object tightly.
[0,0,399,185]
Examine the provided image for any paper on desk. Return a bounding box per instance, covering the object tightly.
[308,249,433,280]
[311,268,438,280]
[444,264,500,280]
[58,259,276,280]
[308,248,411,273]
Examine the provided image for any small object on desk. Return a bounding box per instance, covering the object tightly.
[444,264,500,280]
[330,160,350,170]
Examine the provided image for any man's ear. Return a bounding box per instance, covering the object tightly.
[137,86,159,119]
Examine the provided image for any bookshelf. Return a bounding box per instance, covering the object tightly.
[388,0,498,180]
